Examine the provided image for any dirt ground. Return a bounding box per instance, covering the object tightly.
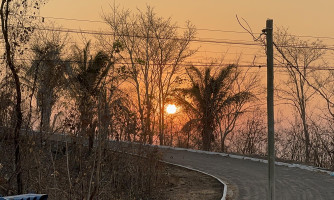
[158,164,223,200]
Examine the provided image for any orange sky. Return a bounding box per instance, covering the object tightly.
[39,0,334,67]
[37,0,334,126]
[41,0,334,36]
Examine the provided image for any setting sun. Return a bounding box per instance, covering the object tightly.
[166,104,177,114]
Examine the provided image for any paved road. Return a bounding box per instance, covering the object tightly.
[50,136,334,200]
[160,148,334,200]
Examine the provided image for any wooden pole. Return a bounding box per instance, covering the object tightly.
[266,19,275,200]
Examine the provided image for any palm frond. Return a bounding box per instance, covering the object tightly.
[173,90,200,116]
[186,65,203,85]
[181,118,201,133]
[217,91,253,112]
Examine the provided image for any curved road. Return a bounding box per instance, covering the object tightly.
[160,148,334,200]
[51,136,334,200]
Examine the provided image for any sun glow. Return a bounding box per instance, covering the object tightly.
[166,104,177,114]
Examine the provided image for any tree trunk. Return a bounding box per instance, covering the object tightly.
[301,110,310,163]
[221,134,227,152]
[146,98,153,144]
[13,72,23,194]
[202,126,213,151]
[1,0,23,193]
[38,89,53,133]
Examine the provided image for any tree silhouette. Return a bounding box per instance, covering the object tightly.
[25,30,67,134]
[0,0,45,193]
[274,28,326,163]
[175,64,253,151]
[66,42,113,153]
[103,5,196,144]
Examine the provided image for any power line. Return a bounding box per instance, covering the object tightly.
[4,19,334,51]
[0,46,267,62]
[197,50,265,55]
[3,25,265,47]
[5,56,334,71]
[36,15,107,24]
[10,25,333,51]
[28,14,334,41]
[34,26,263,46]
[7,25,261,46]
[32,14,259,35]
[196,44,264,51]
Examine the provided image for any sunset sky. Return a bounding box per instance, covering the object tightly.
[38,0,334,119]
[39,0,334,67]
[41,0,334,36]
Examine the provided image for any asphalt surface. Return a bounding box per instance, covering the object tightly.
[49,136,334,200]
[160,148,334,200]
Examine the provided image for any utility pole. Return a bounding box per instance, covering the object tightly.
[265,19,275,200]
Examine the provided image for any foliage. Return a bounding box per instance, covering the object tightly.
[24,28,67,132]
[175,64,253,151]
[65,41,113,152]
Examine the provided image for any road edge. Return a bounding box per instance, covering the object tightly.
[156,145,334,176]
[162,160,228,200]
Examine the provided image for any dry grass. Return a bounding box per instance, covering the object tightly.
[0,134,166,199]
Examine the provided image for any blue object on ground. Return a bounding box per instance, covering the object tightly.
[0,194,48,200]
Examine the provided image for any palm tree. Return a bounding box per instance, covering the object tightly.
[26,39,66,133]
[66,42,112,152]
[175,64,253,151]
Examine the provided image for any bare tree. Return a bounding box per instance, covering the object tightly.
[274,28,326,163]
[102,5,196,144]
[216,65,260,152]
[230,110,267,155]
[0,0,45,193]
[150,19,196,145]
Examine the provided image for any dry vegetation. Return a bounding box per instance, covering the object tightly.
[0,133,223,199]
[0,133,165,199]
